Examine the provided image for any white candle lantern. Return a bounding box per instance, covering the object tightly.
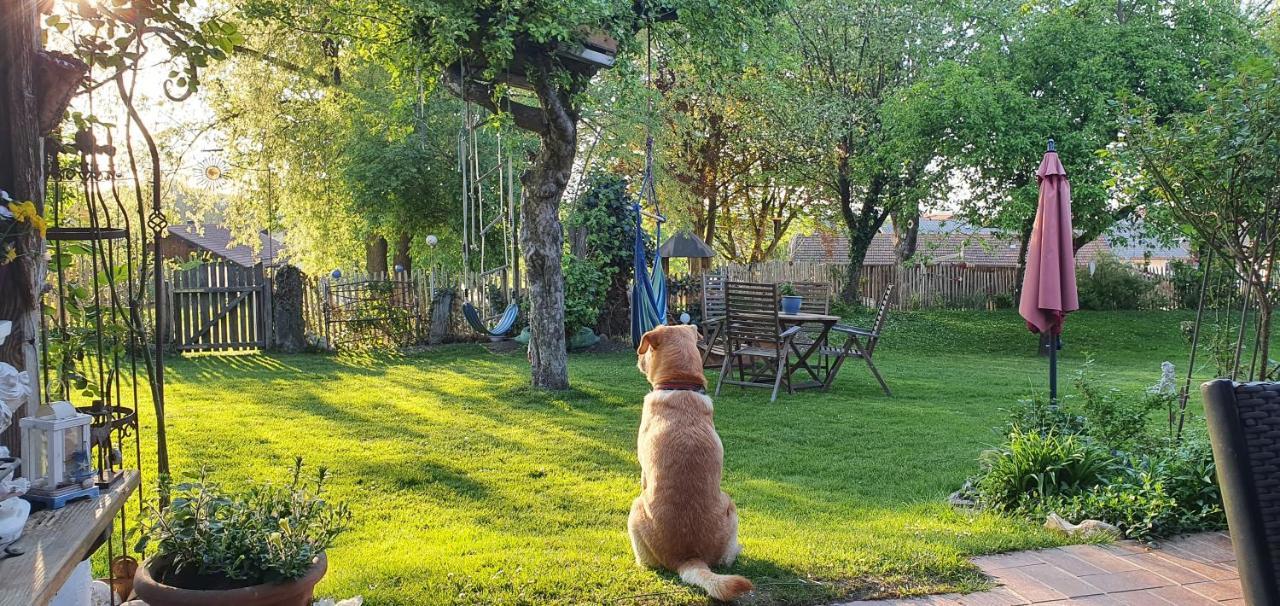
[19,401,96,507]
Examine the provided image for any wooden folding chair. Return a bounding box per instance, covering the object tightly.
[715,281,802,402]
[698,273,727,367]
[824,284,894,395]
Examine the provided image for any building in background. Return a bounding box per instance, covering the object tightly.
[161,222,289,268]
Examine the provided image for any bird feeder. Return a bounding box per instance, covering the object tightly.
[20,401,98,508]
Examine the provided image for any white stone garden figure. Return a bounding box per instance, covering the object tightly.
[0,319,33,548]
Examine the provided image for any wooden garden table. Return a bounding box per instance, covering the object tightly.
[778,312,839,390]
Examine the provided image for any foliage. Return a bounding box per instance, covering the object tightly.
[1070,359,1166,451]
[1168,258,1238,310]
[976,359,1226,541]
[975,428,1115,512]
[905,0,1256,254]
[564,174,642,335]
[561,255,609,335]
[1127,32,1280,381]
[1036,441,1223,541]
[138,459,350,587]
[566,175,639,277]
[1076,254,1157,311]
[1002,392,1085,437]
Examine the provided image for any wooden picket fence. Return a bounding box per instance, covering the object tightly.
[701,260,1182,311]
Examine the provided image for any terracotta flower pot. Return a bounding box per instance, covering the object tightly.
[133,553,327,606]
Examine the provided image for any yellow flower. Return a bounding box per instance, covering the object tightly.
[2,245,15,265]
[6,202,47,238]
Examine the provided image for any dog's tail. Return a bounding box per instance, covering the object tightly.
[677,560,753,601]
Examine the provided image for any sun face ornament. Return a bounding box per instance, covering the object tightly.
[196,156,230,190]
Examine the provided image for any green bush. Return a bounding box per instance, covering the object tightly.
[1035,442,1223,541]
[562,255,609,334]
[1072,360,1166,451]
[1076,254,1157,310]
[1168,258,1237,310]
[976,428,1116,512]
[972,362,1226,541]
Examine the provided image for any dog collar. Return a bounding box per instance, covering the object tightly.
[654,383,707,393]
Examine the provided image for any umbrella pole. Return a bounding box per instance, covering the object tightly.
[1049,334,1058,405]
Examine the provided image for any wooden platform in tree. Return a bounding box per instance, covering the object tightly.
[0,470,139,606]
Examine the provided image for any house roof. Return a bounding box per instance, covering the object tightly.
[790,231,1111,267]
[1105,225,1191,261]
[166,223,287,268]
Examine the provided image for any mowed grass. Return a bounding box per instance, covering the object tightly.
[144,310,1218,605]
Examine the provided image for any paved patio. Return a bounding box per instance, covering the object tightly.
[838,532,1242,606]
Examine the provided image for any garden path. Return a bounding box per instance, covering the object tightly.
[837,532,1242,606]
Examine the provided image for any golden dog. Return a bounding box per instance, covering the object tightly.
[630,324,752,601]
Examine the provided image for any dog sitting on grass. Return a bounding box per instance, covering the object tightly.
[630,324,753,602]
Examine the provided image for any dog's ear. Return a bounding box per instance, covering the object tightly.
[637,327,662,354]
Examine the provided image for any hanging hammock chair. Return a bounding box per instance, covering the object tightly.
[631,134,668,348]
[463,302,519,338]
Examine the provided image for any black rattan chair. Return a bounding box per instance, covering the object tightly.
[1202,379,1280,606]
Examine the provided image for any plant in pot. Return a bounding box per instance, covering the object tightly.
[133,459,350,606]
[779,283,803,314]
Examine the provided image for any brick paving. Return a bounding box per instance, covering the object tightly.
[836,532,1241,606]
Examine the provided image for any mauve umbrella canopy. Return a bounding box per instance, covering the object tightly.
[659,231,715,258]
[1019,148,1079,336]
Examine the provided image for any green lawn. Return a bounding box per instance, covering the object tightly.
[147,310,1219,605]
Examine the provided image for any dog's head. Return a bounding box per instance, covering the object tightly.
[636,324,706,389]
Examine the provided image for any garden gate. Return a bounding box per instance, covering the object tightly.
[168,261,271,351]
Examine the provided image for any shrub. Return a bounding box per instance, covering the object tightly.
[972,362,1226,542]
[1168,258,1237,310]
[138,459,351,587]
[975,428,1116,512]
[1035,442,1223,541]
[1071,359,1165,451]
[1076,254,1157,310]
[562,255,609,335]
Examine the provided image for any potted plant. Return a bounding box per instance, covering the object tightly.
[779,283,803,314]
[132,459,350,606]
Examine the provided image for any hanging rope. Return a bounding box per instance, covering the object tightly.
[456,66,520,337]
[630,28,668,347]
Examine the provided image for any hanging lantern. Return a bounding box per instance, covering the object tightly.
[19,401,98,509]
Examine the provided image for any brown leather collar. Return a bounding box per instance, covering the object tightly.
[653,383,707,393]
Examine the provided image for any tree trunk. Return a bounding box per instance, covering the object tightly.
[1013,214,1035,299]
[520,133,573,389]
[840,231,875,305]
[0,0,45,456]
[893,204,920,262]
[365,234,388,276]
[392,232,412,274]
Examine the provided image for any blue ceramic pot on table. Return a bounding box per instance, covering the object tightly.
[780,295,803,314]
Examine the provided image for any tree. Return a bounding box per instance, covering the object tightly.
[413,0,778,388]
[776,0,951,303]
[204,2,464,276]
[902,0,1256,274]
[1130,39,1280,381]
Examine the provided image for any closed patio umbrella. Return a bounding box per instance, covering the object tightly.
[1019,139,1078,402]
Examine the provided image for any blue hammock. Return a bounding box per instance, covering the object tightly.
[463,302,519,338]
[631,203,667,348]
